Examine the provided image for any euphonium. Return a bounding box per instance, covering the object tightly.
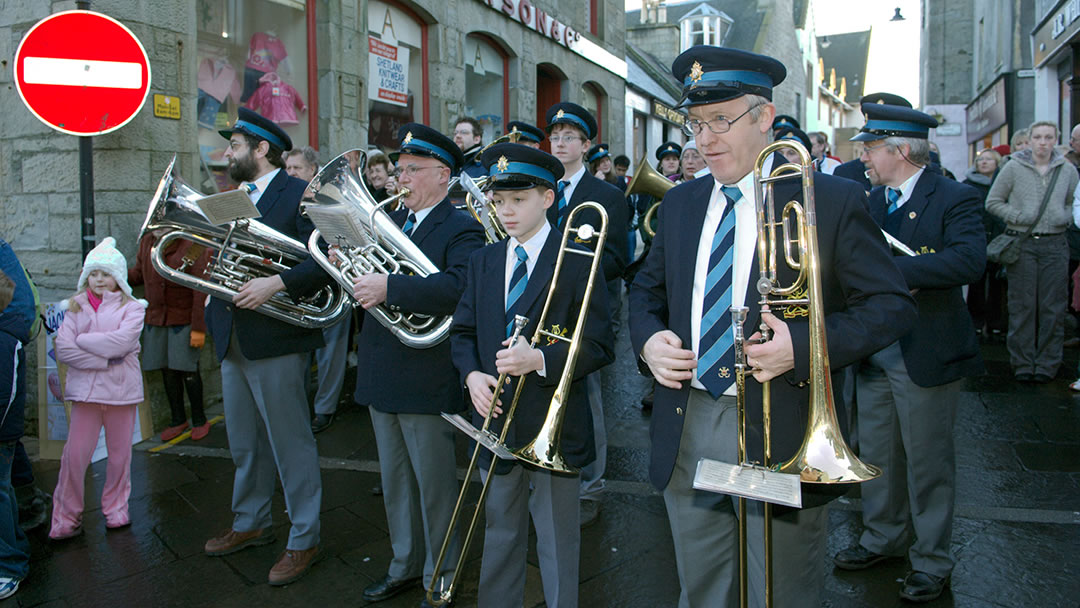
[139,157,349,329]
[452,131,521,243]
[426,203,609,606]
[302,149,451,349]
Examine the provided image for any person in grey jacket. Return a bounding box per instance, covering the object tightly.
[985,121,1080,383]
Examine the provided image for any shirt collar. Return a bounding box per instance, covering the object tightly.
[508,220,552,262]
[893,166,925,202]
[714,154,774,206]
[409,202,438,228]
[563,164,586,190]
[246,167,280,196]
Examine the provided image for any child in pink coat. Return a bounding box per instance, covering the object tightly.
[51,238,147,539]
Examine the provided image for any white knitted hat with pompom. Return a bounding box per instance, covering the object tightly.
[76,237,145,306]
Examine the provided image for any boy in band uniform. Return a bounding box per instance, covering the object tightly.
[450,143,614,608]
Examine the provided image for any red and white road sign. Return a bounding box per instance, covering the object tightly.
[14,10,151,136]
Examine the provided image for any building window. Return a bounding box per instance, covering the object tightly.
[367,0,428,152]
[587,0,599,36]
[679,7,732,52]
[196,0,310,191]
[582,82,605,143]
[465,34,508,145]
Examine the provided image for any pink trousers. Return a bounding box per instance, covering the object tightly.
[50,402,137,536]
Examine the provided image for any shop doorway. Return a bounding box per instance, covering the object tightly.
[536,64,564,153]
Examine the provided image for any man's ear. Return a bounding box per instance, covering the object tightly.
[254,139,270,160]
[757,103,776,135]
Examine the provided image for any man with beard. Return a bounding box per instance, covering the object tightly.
[203,108,330,586]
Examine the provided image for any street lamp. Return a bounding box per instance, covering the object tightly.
[890,7,905,21]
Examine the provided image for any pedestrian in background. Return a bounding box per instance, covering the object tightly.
[129,230,212,441]
[986,121,1080,383]
[964,148,1006,338]
[51,238,147,539]
[0,270,30,600]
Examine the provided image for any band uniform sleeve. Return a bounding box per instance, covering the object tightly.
[278,194,332,300]
[387,220,486,316]
[786,181,918,384]
[628,192,673,377]
[450,249,485,388]
[894,183,986,290]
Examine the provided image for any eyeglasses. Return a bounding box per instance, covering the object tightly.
[453,128,475,136]
[682,103,763,137]
[860,142,891,155]
[548,135,582,144]
[395,164,444,178]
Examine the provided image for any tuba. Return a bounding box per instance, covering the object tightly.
[139,157,349,329]
[302,149,451,349]
[426,203,609,606]
[625,154,675,241]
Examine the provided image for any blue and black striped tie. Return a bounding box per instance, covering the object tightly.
[402,212,417,237]
[505,245,529,337]
[698,185,741,398]
[556,180,570,228]
[886,187,901,215]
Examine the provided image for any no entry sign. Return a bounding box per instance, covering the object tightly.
[14,10,151,136]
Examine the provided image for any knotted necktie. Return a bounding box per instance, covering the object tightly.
[242,182,257,195]
[403,212,417,237]
[697,185,741,398]
[886,187,902,215]
[556,180,570,228]
[505,245,529,338]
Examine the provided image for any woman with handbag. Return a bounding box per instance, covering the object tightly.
[985,121,1080,383]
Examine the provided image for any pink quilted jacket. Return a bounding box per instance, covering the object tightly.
[55,290,146,406]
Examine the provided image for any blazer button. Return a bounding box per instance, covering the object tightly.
[676,407,684,415]
[225,305,232,312]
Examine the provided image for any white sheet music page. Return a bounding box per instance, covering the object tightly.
[197,190,261,225]
[303,204,370,249]
[693,458,803,508]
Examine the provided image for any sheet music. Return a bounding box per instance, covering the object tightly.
[693,458,803,508]
[304,204,372,249]
[197,190,261,225]
[441,413,517,460]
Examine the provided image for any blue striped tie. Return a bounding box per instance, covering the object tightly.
[886,187,901,215]
[402,212,417,237]
[505,245,529,337]
[698,185,741,398]
[556,180,570,228]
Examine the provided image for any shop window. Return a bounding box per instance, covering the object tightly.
[196,0,310,191]
[582,82,604,143]
[367,0,428,152]
[465,34,508,145]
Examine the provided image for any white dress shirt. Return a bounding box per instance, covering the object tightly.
[504,220,552,375]
[888,166,926,211]
[241,168,281,205]
[689,155,774,394]
[559,165,587,206]
[404,203,436,234]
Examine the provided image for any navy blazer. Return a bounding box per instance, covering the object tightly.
[354,197,486,415]
[867,170,986,387]
[629,160,917,510]
[450,228,615,474]
[205,170,330,362]
[546,172,629,283]
[833,159,871,192]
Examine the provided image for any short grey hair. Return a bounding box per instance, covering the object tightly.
[744,94,770,123]
[286,145,320,170]
[884,136,930,166]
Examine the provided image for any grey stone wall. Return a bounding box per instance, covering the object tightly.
[757,0,806,120]
[921,0,974,106]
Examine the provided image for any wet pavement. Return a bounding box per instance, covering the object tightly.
[13,301,1080,607]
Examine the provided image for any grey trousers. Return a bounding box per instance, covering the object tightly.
[856,341,959,578]
[221,340,322,550]
[663,390,828,608]
[1005,233,1068,377]
[478,466,581,608]
[578,278,622,502]
[369,408,460,588]
[312,314,350,416]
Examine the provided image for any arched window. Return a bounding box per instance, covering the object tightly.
[465,34,509,145]
[367,0,429,151]
[581,82,605,144]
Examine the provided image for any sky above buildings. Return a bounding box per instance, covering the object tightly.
[625,0,922,107]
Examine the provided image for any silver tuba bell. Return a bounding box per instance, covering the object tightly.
[302,149,452,349]
[139,156,350,329]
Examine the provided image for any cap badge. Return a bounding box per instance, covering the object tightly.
[555,109,565,119]
[690,61,704,85]
[511,126,519,133]
[403,131,413,145]
[497,155,509,172]
[667,145,674,152]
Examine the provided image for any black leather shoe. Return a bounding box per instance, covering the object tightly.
[1032,373,1054,384]
[311,414,334,434]
[899,570,949,602]
[1014,373,1034,383]
[833,545,892,570]
[363,574,420,602]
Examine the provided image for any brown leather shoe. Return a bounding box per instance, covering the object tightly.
[204,528,276,556]
[268,546,320,586]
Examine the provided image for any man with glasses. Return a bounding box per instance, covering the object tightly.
[351,123,486,605]
[543,101,629,528]
[629,47,916,607]
[453,116,487,180]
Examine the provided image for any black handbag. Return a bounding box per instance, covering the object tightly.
[987,165,1062,265]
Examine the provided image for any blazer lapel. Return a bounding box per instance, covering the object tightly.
[514,229,560,323]
[673,177,716,317]
[410,198,451,245]
[897,172,934,244]
[484,245,509,346]
[257,170,288,218]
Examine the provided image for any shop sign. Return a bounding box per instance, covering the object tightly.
[652,100,685,126]
[1035,0,1080,66]
[368,36,409,107]
[966,77,1007,143]
[153,94,180,119]
[475,0,580,49]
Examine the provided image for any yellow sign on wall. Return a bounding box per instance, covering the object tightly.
[153,94,180,119]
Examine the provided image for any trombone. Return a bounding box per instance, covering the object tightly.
[426,202,609,606]
[725,140,882,607]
